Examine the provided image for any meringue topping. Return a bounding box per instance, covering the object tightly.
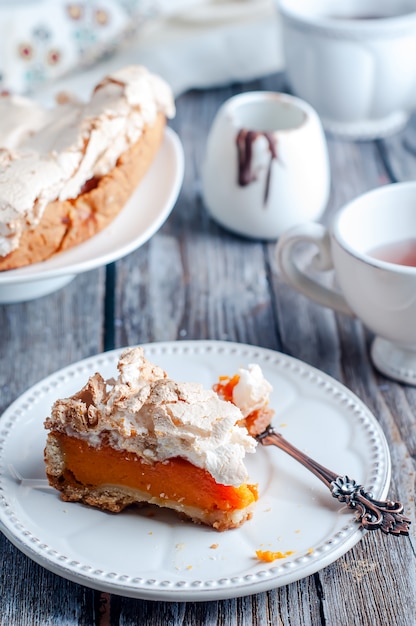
[232,364,273,417]
[0,66,175,257]
[45,347,257,487]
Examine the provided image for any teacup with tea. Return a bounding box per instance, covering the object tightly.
[275,181,416,384]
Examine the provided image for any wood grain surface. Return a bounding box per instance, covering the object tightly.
[0,72,415,626]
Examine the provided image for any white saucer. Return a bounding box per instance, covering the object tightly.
[0,340,391,601]
[371,336,416,385]
[0,127,184,304]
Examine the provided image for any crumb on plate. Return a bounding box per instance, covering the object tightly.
[256,549,295,563]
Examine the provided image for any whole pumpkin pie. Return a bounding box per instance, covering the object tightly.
[44,347,273,531]
[0,65,175,270]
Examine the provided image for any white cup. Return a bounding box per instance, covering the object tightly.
[277,0,416,139]
[276,181,416,385]
[202,91,330,240]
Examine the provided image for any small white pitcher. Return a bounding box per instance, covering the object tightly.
[202,91,330,240]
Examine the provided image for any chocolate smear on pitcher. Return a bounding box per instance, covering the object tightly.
[236,129,278,206]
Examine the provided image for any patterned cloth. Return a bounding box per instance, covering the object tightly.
[0,0,151,94]
[0,0,282,101]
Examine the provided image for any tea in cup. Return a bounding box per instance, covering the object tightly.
[202,91,330,240]
[275,181,416,385]
[277,0,416,138]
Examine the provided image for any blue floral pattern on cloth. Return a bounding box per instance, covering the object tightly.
[0,0,150,95]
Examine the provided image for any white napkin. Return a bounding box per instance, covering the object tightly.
[128,0,284,95]
[0,0,283,104]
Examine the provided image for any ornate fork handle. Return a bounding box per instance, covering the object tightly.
[257,426,411,537]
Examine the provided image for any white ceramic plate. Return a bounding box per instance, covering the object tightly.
[0,127,184,303]
[0,340,391,601]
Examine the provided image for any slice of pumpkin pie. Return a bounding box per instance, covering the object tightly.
[44,347,266,530]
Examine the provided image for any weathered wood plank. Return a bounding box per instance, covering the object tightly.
[0,268,105,415]
[377,113,416,182]
[0,269,106,624]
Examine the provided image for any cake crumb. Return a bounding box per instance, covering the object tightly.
[210,543,219,549]
[256,549,295,563]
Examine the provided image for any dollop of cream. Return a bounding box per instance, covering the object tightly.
[46,347,257,486]
[232,364,273,417]
[0,66,175,257]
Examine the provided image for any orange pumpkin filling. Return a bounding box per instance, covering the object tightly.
[55,433,258,513]
[213,375,273,436]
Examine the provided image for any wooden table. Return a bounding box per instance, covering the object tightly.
[1,72,415,626]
